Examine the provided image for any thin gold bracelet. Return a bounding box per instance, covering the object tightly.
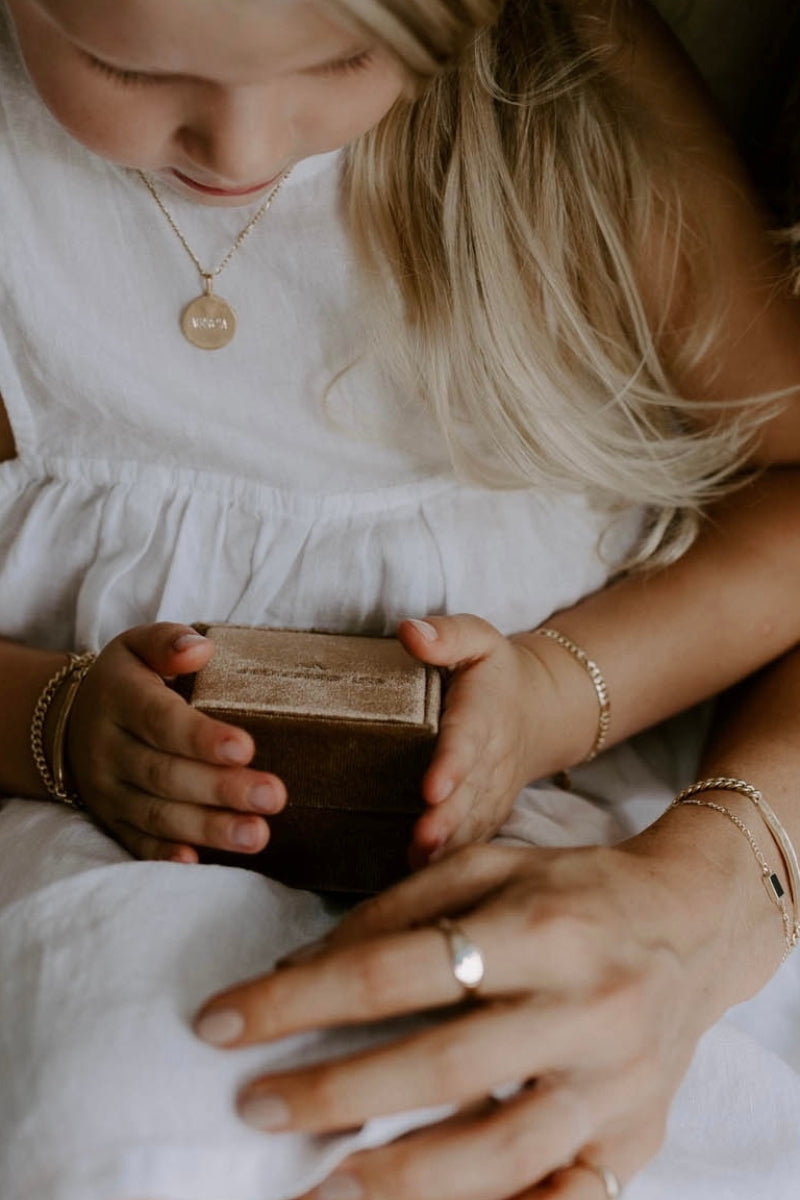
[51,653,97,800]
[673,776,800,949]
[534,627,610,763]
[671,796,798,958]
[30,652,96,808]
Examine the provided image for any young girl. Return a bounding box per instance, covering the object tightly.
[0,1,799,1199]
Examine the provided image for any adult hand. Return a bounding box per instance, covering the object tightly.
[194,819,760,1199]
[67,622,286,862]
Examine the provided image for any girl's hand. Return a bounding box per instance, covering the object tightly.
[66,623,286,863]
[397,615,593,863]
[193,825,755,1200]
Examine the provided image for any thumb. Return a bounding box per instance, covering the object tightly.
[119,622,215,678]
[397,614,504,669]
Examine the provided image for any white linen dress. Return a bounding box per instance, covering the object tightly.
[0,11,798,1199]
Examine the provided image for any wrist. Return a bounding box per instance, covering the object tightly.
[0,643,73,798]
[626,799,788,1019]
[511,630,608,777]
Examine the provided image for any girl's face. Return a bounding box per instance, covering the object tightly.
[7,0,407,205]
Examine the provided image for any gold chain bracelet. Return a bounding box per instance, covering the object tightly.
[671,789,800,958]
[534,627,610,763]
[30,652,97,808]
[673,775,800,950]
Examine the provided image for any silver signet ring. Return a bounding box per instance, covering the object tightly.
[581,1162,623,1199]
[435,917,485,995]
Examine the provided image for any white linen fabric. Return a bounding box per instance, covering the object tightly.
[0,8,798,1199]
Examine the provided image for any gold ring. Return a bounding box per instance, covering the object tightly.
[580,1161,623,1199]
[435,917,485,995]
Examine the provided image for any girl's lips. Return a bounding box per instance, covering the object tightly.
[170,169,282,197]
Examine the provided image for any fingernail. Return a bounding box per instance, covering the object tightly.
[194,1008,245,1046]
[249,783,280,813]
[172,632,208,651]
[169,847,198,865]
[430,778,455,805]
[238,1092,292,1131]
[231,821,262,849]
[275,934,330,968]
[219,739,251,764]
[405,618,438,642]
[315,1174,364,1200]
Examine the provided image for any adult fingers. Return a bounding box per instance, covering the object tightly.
[196,925,481,1047]
[194,847,525,1042]
[194,856,582,1046]
[293,1080,595,1200]
[236,998,610,1134]
[333,845,526,944]
[295,1093,661,1200]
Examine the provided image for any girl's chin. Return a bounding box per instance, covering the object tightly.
[149,169,284,207]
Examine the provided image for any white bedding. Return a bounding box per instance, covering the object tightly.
[1,725,798,1200]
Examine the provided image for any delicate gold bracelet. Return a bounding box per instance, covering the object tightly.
[51,653,97,800]
[30,652,96,808]
[671,797,797,958]
[534,628,610,763]
[673,776,800,948]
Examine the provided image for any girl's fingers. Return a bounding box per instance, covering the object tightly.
[114,786,271,854]
[113,670,255,765]
[294,1080,594,1200]
[119,621,216,677]
[112,736,286,815]
[397,614,504,669]
[421,690,488,806]
[113,822,200,865]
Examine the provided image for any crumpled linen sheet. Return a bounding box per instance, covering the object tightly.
[1,723,798,1200]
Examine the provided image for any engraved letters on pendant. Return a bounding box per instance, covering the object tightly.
[181,277,237,350]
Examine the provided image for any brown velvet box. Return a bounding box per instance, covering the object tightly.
[183,625,442,894]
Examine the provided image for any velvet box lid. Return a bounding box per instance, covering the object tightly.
[184,625,442,894]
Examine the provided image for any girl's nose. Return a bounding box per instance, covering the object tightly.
[176,86,289,187]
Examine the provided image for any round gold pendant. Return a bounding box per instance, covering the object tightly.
[181,292,237,350]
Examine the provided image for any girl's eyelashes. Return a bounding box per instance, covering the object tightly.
[316,50,375,78]
[82,53,160,87]
[81,49,377,89]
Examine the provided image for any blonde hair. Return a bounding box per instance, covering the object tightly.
[327,0,764,566]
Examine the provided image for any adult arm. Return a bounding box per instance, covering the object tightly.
[192,646,800,1199]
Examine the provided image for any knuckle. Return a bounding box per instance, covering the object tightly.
[304,1063,344,1120]
[496,1116,538,1183]
[455,840,496,879]
[201,811,227,847]
[139,693,169,746]
[190,713,221,759]
[350,943,407,1010]
[537,907,595,955]
[141,793,169,836]
[215,769,248,810]
[378,1146,426,1199]
[142,751,174,798]
[433,1029,480,1095]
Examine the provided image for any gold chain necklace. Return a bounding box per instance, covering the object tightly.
[137,169,290,350]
